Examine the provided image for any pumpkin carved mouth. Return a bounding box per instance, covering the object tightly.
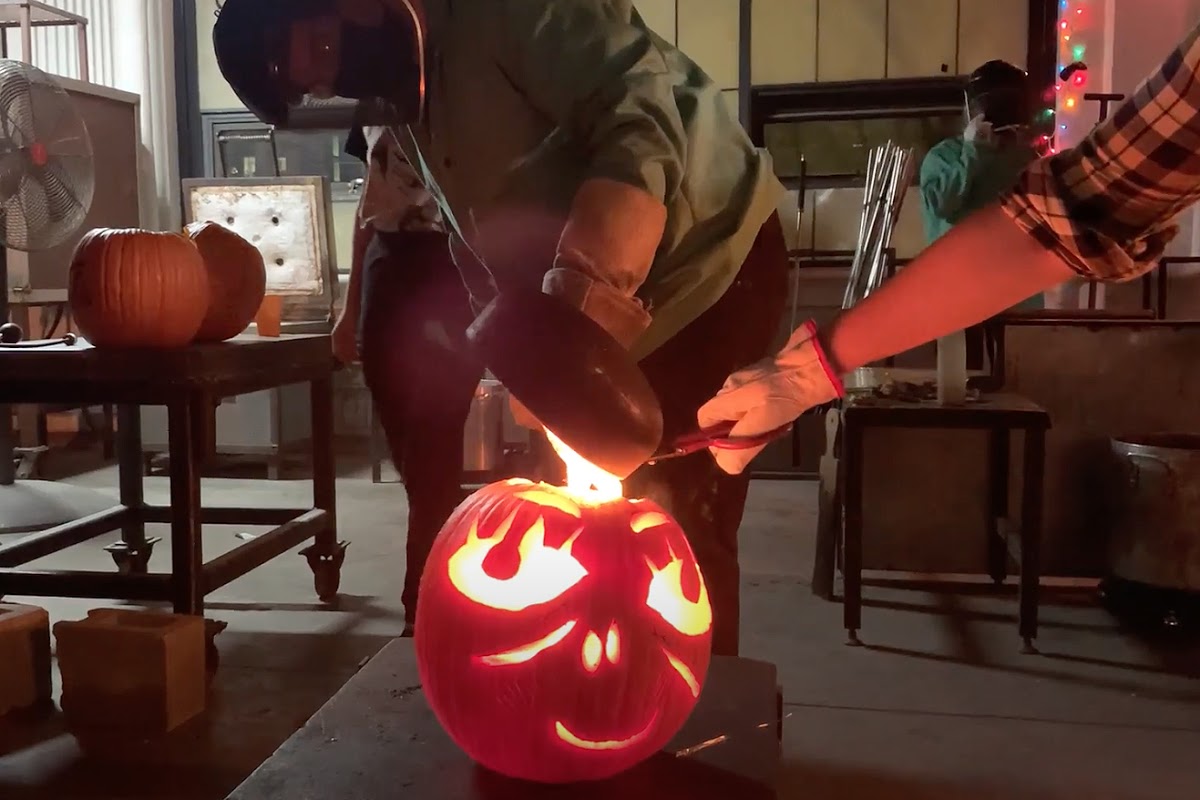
[554,712,659,751]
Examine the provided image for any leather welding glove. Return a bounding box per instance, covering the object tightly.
[696,321,845,475]
[542,177,667,350]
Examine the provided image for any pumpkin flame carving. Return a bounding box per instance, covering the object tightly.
[415,427,713,784]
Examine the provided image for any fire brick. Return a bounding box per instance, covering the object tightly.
[0,603,52,717]
[54,609,207,735]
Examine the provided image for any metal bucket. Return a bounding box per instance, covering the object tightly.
[1108,434,1200,591]
[463,379,507,473]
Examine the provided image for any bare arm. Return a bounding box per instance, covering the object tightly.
[818,204,1075,373]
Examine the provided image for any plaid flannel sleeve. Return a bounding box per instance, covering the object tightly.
[1001,22,1200,282]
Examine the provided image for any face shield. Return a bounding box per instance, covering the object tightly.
[213,0,426,131]
[965,60,1032,133]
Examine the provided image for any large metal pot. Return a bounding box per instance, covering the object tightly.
[1108,434,1200,591]
[463,379,507,473]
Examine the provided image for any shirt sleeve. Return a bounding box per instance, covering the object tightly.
[1000,22,1200,282]
[920,139,978,224]
[490,0,688,203]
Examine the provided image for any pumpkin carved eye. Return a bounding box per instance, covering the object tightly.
[447,511,586,611]
[644,546,712,637]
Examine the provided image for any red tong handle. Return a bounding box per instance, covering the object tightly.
[665,421,793,457]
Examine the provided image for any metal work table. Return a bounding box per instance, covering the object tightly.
[228,641,782,799]
[0,335,347,627]
[814,392,1051,651]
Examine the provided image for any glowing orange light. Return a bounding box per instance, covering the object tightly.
[447,513,586,611]
[1065,97,1076,108]
[555,714,658,751]
[631,511,670,533]
[477,620,578,665]
[544,428,622,504]
[645,546,712,636]
[582,630,603,672]
[605,623,620,664]
[663,647,701,698]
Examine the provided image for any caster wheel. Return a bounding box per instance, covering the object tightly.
[301,540,349,603]
[314,567,341,602]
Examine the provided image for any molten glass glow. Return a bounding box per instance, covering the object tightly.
[477,620,577,666]
[544,428,623,504]
[555,714,658,751]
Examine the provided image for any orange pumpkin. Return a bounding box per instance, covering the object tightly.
[415,478,713,783]
[186,221,267,342]
[68,228,210,348]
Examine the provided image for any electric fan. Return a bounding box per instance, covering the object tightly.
[0,58,107,534]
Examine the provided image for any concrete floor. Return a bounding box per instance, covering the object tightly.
[1,456,1199,800]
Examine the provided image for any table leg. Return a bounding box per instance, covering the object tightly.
[1019,427,1046,653]
[987,427,1011,585]
[842,418,864,646]
[812,408,841,599]
[104,405,161,575]
[300,376,346,602]
[168,394,204,615]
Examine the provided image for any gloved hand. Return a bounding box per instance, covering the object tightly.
[964,114,993,144]
[696,321,844,475]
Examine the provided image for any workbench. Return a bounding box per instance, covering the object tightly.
[814,392,1051,651]
[0,335,346,628]
[228,641,783,799]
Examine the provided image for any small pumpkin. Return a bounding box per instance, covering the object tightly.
[415,477,713,784]
[186,221,267,342]
[68,228,210,348]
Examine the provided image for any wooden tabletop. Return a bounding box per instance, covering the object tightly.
[0,334,337,405]
[228,641,781,800]
[843,391,1051,429]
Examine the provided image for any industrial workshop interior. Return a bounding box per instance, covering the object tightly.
[2,0,1200,797]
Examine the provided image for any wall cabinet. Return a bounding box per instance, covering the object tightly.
[751,0,818,85]
[817,0,888,81]
[677,0,742,90]
[635,0,678,43]
[887,0,959,78]
[958,0,1030,70]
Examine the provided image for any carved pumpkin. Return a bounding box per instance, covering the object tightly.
[415,433,712,784]
[186,221,267,342]
[69,228,210,349]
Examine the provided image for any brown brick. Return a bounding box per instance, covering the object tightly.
[54,609,207,735]
[0,603,51,716]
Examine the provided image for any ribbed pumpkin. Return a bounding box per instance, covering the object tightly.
[68,228,210,348]
[186,221,267,342]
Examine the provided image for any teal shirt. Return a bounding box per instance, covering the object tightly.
[919,136,1042,311]
[386,0,784,359]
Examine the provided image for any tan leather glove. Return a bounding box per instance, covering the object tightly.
[544,177,667,350]
[697,321,845,475]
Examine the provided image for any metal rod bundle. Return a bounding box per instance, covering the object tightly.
[841,142,916,309]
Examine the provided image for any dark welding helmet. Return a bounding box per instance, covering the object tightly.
[212,0,425,130]
[965,60,1032,131]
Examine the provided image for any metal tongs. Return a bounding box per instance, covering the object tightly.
[647,402,837,464]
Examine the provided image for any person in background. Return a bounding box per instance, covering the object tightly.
[698,21,1200,474]
[920,59,1044,314]
[335,128,479,637]
[213,0,791,656]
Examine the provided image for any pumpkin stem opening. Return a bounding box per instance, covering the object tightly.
[544,428,623,504]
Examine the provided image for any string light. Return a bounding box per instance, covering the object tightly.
[1052,0,1091,153]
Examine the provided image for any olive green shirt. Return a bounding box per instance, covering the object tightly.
[381,0,784,359]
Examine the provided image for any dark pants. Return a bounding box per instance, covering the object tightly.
[537,216,790,656]
[628,216,789,656]
[358,230,481,626]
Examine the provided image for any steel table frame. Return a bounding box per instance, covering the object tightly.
[813,393,1050,652]
[0,335,346,616]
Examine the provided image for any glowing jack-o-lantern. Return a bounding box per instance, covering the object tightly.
[415,432,713,784]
